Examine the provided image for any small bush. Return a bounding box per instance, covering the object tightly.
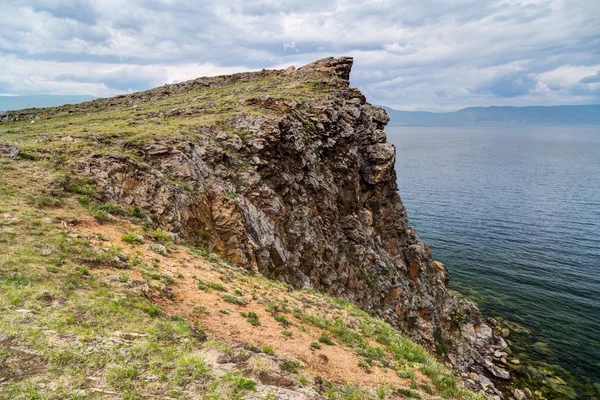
[231,375,256,391]
[144,304,161,317]
[151,228,170,243]
[280,358,303,374]
[93,209,112,223]
[205,281,227,292]
[221,294,245,306]
[64,175,95,196]
[396,388,421,399]
[131,206,146,220]
[396,368,415,379]
[175,355,210,383]
[318,333,335,346]
[121,233,144,245]
[274,315,291,327]
[310,342,321,349]
[98,203,125,216]
[244,312,260,326]
[358,358,372,371]
[419,383,433,395]
[282,330,292,337]
[37,195,64,208]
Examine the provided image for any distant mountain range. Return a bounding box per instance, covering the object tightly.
[379,105,600,126]
[0,95,97,112]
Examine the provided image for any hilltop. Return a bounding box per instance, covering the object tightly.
[0,58,517,399]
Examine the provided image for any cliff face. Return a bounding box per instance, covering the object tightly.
[2,57,510,396]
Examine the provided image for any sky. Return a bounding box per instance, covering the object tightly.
[1,0,599,111]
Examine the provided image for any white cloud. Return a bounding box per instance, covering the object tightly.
[0,0,598,109]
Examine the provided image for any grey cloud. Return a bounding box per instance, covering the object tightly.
[477,72,538,98]
[0,0,599,109]
[23,0,100,24]
[580,71,600,84]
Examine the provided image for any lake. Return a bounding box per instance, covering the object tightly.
[386,126,600,397]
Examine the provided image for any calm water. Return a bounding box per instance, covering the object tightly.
[387,126,600,391]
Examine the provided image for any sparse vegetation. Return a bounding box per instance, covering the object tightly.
[242,311,260,326]
[319,333,335,345]
[274,314,292,327]
[0,64,487,400]
[221,294,246,306]
[121,232,145,244]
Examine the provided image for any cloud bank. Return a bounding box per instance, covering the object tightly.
[1,0,599,110]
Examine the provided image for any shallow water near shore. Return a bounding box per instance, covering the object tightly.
[387,126,600,398]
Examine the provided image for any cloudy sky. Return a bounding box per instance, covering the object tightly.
[1,0,599,110]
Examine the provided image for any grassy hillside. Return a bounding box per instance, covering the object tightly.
[0,64,485,399]
[0,160,484,399]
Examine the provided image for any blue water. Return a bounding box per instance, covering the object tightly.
[387,126,600,389]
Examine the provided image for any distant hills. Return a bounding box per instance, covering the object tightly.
[380,105,600,126]
[0,95,97,112]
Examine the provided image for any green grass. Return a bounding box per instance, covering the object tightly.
[242,311,260,326]
[121,233,145,244]
[274,314,292,327]
[0,66,487,400]
[319,333,335,346]
[221,294,245,306]
[205,281,227,292]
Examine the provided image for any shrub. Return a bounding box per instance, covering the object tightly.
[244,312,260,326]
[205,281,227,292]
[274,315,291,327]
[221,294,245,306]
[144,304,161,317]
[318,333,335,346]
[98,203,125,216]
[280,358,303,374]
[151,228,170,243]
[37,195,64,208]
[93,209,111,223]
[121,233,144,245]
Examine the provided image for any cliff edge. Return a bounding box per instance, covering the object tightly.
[1,57,514,399]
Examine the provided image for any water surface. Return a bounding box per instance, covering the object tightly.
[387,126,600,393]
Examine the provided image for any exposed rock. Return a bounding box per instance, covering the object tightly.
[486,364,511,380]
[147,244,167,256]
[257,370,296,388]
[64,57,509,394]
[514,388,527,400]
[0,143,20,159]
[477,373,493,390]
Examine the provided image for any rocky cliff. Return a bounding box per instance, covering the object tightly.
[1,57,513,398]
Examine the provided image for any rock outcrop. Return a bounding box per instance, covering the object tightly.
[3,57,510,397]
